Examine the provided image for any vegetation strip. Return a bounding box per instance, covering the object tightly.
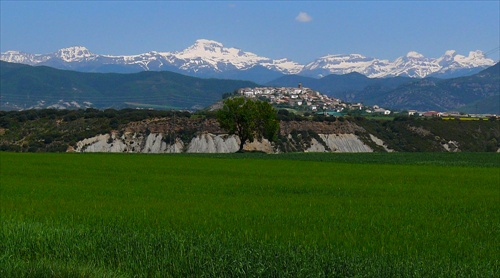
[1,108,499,153]
[1,152,499,276]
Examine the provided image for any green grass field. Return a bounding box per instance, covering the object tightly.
[1,152,499,277]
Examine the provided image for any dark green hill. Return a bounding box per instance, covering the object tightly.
[371,63,500,113]
[266,74,318,88]
[0,61,258,110]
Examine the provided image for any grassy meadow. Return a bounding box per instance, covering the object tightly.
[1,152,499,277]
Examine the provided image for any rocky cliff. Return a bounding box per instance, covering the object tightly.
[72,117,388,154]
[75,132,229,153]
[74,115,500,154]
[73,131,383,154]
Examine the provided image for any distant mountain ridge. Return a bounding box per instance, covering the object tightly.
[1,60,498,113]
[0,61,258,110]
[1,39,495,83]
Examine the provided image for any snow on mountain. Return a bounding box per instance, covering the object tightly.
[172,39,303,74]
[0,40,495,80]
[97,51,177,71]
[301,50,495,78]
[436,50,492,68]
[405,51,425,59]
[0,50,50,65]
[428,50,495,78]
[302,54,388,77]
[173,39,264,72]
[55,46,97,62]
[0,46,98,64]
[261,58,303,74]
[377,51,441,78]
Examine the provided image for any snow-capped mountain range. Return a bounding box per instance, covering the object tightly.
[1,39,495,82]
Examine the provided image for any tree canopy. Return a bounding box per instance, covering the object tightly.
[216,97,279,152]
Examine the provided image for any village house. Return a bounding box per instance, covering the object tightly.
[421,111,442,117]
[373,107,391,115]
[408,110,418,116]
[350,103,363,110]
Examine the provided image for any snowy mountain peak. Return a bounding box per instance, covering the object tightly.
[0,50,49,65]
[0,40,496,80]
[3,50,22,55]
[55,46,95,62]
[453,50,492,68]
[319,53,368,60]
[174,39,270,72]
[194,39,224,48]
[444,50,457,57]
[180,39,228,56]
[406,51,425,59]
[467,50,485,59]
[436,50,458,66]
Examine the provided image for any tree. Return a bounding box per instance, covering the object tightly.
[217,97,279,152]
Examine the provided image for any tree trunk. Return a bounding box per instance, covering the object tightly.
[238,137,246,152]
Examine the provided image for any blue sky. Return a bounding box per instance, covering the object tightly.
[1,1,499,63]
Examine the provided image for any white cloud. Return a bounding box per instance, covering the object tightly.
[295,12,312,23]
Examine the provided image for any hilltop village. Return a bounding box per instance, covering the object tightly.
[237,84,497,118]
[237,84,391,116]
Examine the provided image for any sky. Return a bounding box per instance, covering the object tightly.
[1,1,499,63]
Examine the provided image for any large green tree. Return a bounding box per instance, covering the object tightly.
[217,97,279,152]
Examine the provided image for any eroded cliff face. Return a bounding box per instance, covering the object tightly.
[303,134,374,153]
[75,132,234,153]
[318,134,373,152]
[73,132,266,153]
[186,134,240,153]
[73,132,385,154]
[70,117,397,154]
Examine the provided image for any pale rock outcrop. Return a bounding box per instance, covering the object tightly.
[165,140,184,153]
[142,133,164,153]
[76,134,108,152]
[72,132,388,154]
[77,134,127,153]
[75,132,178,153]
[305,138,328,152]
[369,134,394,152]
[120,133,144,152]
[243,138,274,153]
[319,134,373,152]
[442,140,460,152]
[109,140,128,152]
[186,133,240,153]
